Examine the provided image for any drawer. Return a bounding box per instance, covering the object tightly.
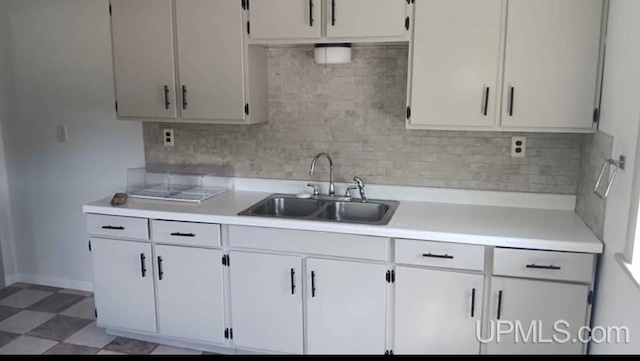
[151,220,221,248]
[395,239,485,271]
[86,214,149,241]
[228,226,388,261]
[493,248,594,283]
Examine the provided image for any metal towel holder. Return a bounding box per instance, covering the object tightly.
[594,155,626,199]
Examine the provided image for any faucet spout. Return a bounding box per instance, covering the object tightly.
[309,153,335,197]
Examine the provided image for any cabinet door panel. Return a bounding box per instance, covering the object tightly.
[176,0,245,120]
[111,0,176,118]
[410,0,502,127]
[487,277,590,354]
[306,258,387,355]
[90,238,156,333]
[155,246,224,344]
[326,0,407,38]
[250,0,322,39]
[395,267,483,354]
[502,0,603,129]
[229,252,303,354]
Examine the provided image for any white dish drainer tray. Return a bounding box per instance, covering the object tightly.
[127,166,227,203]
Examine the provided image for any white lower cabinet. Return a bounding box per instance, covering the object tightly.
[229,252,304,354]
[306,258,387,355]
[154,245,225,344]
[486,277,590,355]
[90,238,157,333]
[394,267,484,354]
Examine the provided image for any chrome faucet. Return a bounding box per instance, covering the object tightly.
[309,153,335,197]
[353,177,368,203]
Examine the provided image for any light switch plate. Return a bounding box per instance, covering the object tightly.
[57,125,68,143]
[164,129,174,147]
[511,136,526,158]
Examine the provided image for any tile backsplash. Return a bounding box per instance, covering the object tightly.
[144,45,583,195]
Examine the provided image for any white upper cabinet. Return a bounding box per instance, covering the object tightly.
[326,0,409,38]
[249,0,322,40]
[175,0,245,120]
[409,0,503,128]
[395,267,484,355]
[487,277,590,354]
[502,0,603,130]
[110,0,177,119]
[306,258,387,355]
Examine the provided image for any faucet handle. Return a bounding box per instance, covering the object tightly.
[307,183,320,196]
[344,185,358,200]
[353,177,368,203]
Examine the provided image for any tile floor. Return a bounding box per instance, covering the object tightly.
[0,283,206,355]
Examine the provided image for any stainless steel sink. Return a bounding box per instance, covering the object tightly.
[238,194,399,226]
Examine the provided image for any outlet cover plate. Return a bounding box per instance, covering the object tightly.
[164,129,174,147]
[512,136,526,158]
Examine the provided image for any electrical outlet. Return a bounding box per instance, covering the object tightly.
[164,129,174,147]
[511,136,526,158]
[57,125,68,143]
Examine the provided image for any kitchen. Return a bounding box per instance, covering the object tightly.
[0,0,638,355]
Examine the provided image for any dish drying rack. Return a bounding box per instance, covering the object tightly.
[126,166,227,203]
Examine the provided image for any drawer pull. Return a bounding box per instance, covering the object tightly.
[140,253,147,278]
[422,253,454,259]
[170,232,196,238]
[497,290,503,320]
[471,288,476,318]
[526,264,561,271]
[158,256,164,281]
[290,268,296,295]
[102,226,125,230]
[311,271,316,298]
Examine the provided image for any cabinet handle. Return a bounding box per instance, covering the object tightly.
[309,0,314,27]
[497,290,503,320]
[182,85,188,110]
[290,268,296,295]
[482,87,490,116]
[526,264,561,270]
[158,256,164,281]
[140,253,147,278]
[164,85,170,110]
[331,0,336,26]
[422,253,454,259]
[508,86,515,116]
[311,271,316,297]
[101,225,124,230]
[471,288,476,318]
[170,232,195,238]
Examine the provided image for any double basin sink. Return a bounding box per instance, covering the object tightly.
[238,194,400,226]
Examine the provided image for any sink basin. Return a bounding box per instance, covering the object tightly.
[242,197,324,217]
[238,194,399,225]
[315,202,389,224]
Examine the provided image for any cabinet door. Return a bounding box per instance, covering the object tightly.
[326,0,408,38]
[229,252,303,354]
[175,0,245,120]
[395,267,483,354]
[487,277,590,354]
[409,0,502,128]
[155,245,224,344]
[306,258,387,355]
[90,238,156,333]
[250,0,322,40]
[110,0,177,118]
[502,0,603,129]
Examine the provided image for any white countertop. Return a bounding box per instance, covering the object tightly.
[83,190,603,254]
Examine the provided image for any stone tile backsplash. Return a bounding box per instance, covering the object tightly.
[144,45,583,195]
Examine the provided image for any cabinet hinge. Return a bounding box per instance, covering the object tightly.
[94,308,98,318]
[224,328,234,339]
[245,103,250,116]
[222,254,230,267]
[385,349,394,355]
[386,270,395,283]
[593,107,600,124]
[88,240,92,252]
[406,106,411,120]
[405,17,410,31]
[588,290,594,305]
[247,21,251,35]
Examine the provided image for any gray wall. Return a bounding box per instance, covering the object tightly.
[0,0,10,286]
[1,0,145,287]
[576,131,613,240]
[145,46,583,195]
